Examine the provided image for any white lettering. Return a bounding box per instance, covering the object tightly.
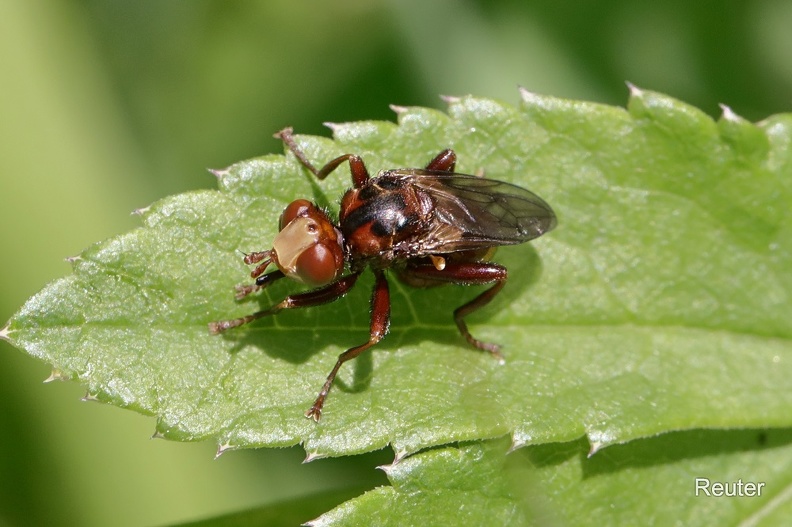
[694,477,765,497]
[711,482,724,496]
[695,478,711,496]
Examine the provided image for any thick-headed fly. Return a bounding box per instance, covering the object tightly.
[210,128,557,421]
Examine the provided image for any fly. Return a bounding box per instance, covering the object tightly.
[209,127,557,421]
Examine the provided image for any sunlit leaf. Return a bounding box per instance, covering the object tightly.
[308,439,529,527]
[4,89,791,457]
[312,431,792,526]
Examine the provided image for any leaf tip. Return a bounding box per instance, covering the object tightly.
[215,441,236,459]
[43,368,69,383]
[303,451,326,464]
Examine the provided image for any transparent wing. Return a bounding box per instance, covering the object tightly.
[394,169,557,254]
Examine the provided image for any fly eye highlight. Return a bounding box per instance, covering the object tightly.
[280,199,315,230]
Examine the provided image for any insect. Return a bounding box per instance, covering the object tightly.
[209,127,556,421]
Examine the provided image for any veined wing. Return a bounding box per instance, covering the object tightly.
[393,169,557,254]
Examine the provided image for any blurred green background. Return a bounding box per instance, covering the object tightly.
[1,1,790,526]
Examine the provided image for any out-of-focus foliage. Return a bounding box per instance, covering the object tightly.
[1,1,790,526]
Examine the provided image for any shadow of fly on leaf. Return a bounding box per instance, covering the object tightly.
[209,127,557,421]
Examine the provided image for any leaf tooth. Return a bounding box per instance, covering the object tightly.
[64,254,83,264]
[391,447,409,464]
[376,462,396,475]
[625,80,644,98]
[587,440,605,457]
[440,94,461,105]
[302,516,327,527]
[214,441,236,459]
[389,104,408,115]
[207,167,231,179]
[81,391,100,403]
[587,425,618,456]
[302,450,326,464]
[323,121,341,133]
[131,205,151,217]
[507,436,526,454]
[718,103,740,122]
[0,321,11,343]
[150,430,166,440]
[43,368,69,383]
[517,85,539,104]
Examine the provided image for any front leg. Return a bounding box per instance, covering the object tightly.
[234,270,285,300]
[209,272,361,334]
[275,127,371,188]
[305,269,391,421]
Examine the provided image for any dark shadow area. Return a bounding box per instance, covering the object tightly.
[214,244,546,400]
[388,244,544,348]
[518,436,586,469]
[169,486,374,527]
[171,445,393,527]
[516,427,792,479]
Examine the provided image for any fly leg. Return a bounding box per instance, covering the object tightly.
[209,272,361,334]
[424,149,456,172]
[234,271,286,300]
[276,127,461,188]
[275,127,371,188]
[399,261,507,362]
[305,269,390,421]
[233,250,286,299]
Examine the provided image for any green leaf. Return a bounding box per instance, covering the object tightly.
[521,429,792,526]
[3,88,792,457]
[309,439,529,527]
[312,431,792,526]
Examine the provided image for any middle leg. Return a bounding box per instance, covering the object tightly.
[305,269,391,421]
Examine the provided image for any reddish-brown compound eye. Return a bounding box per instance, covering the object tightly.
[280,199,315,230]
[294,242,344,286]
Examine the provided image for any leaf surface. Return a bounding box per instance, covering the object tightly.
[4,88,792,457]
[311,431,792,526]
